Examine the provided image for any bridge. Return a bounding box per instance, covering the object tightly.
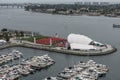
[0,3,25,8]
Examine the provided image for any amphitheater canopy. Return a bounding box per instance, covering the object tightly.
[67,33,93,45]
[70,43,96,50]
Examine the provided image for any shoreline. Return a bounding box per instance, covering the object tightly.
[0,43,117,56]
[28,11,120,18]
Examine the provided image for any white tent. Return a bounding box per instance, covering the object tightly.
[67,33,104,50]
[70,43,96,50]
[67,33,93,45]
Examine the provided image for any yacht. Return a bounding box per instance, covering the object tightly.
[113,24,120,28]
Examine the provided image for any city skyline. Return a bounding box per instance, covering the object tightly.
[0,0,120,3]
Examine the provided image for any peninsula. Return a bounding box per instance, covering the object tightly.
[0,28,117,56]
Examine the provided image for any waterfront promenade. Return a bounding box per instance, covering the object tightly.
[0,41,116,56]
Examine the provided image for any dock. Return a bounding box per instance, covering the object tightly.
[0,54,55,80]
[0,49,23,65]
[44,60,109,80]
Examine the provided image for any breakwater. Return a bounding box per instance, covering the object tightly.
[0,43,117,56]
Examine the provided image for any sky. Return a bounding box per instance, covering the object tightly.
[0,0,120,3]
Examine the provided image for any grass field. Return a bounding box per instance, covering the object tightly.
[21,35,48,42]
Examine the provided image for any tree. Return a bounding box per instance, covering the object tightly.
[15,30,19,37]
[20,31,24,37]
[1,28,7,32]
[3,32,10,42]
[24,6,30,11]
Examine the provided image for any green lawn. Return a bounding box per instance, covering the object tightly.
[21,35,48,42]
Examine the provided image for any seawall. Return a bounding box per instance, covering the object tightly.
[0,43,117,56]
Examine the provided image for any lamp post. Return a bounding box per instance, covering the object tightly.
[34,37,36,44]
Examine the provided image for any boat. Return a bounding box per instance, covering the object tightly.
[44,60,108,80]
[18,69,30,76]
[113,24,120,28]
[0,50,23,65]
[0,54,55,80]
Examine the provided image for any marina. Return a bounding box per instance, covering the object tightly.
[44,60,108,80]
[0,8,120,80]
[0,52,55,80]
[0,49,23,65]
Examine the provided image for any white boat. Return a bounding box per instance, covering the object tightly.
[45,60,108,80]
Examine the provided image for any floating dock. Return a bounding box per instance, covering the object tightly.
[0,54,55,80]
[44,60,109,80]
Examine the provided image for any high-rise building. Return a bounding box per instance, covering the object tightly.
[92,2,99,5]
[100,2,110,5]
[84,2,91,5]
[74,2,83,5]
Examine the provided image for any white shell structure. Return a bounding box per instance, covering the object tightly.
[70,43,96,50]
[67,33,93,45]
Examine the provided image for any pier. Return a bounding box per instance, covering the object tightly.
[0,42,117,56]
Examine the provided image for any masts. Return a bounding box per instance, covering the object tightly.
[0,50,55,80]
[0,49,23,65]
[44,60,108,80]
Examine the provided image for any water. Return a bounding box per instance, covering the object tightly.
[0,8,120,80]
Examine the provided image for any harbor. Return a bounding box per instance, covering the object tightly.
[0,50,55,80]
[0,8,120,80]
[0,31,117,80]
[0,49,23,65]
[44,60,108,80]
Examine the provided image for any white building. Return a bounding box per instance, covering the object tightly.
[70,43,97,50]
[68,33,93,45]
[67,33,104,50]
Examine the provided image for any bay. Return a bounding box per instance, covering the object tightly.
[0,8,120,80]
